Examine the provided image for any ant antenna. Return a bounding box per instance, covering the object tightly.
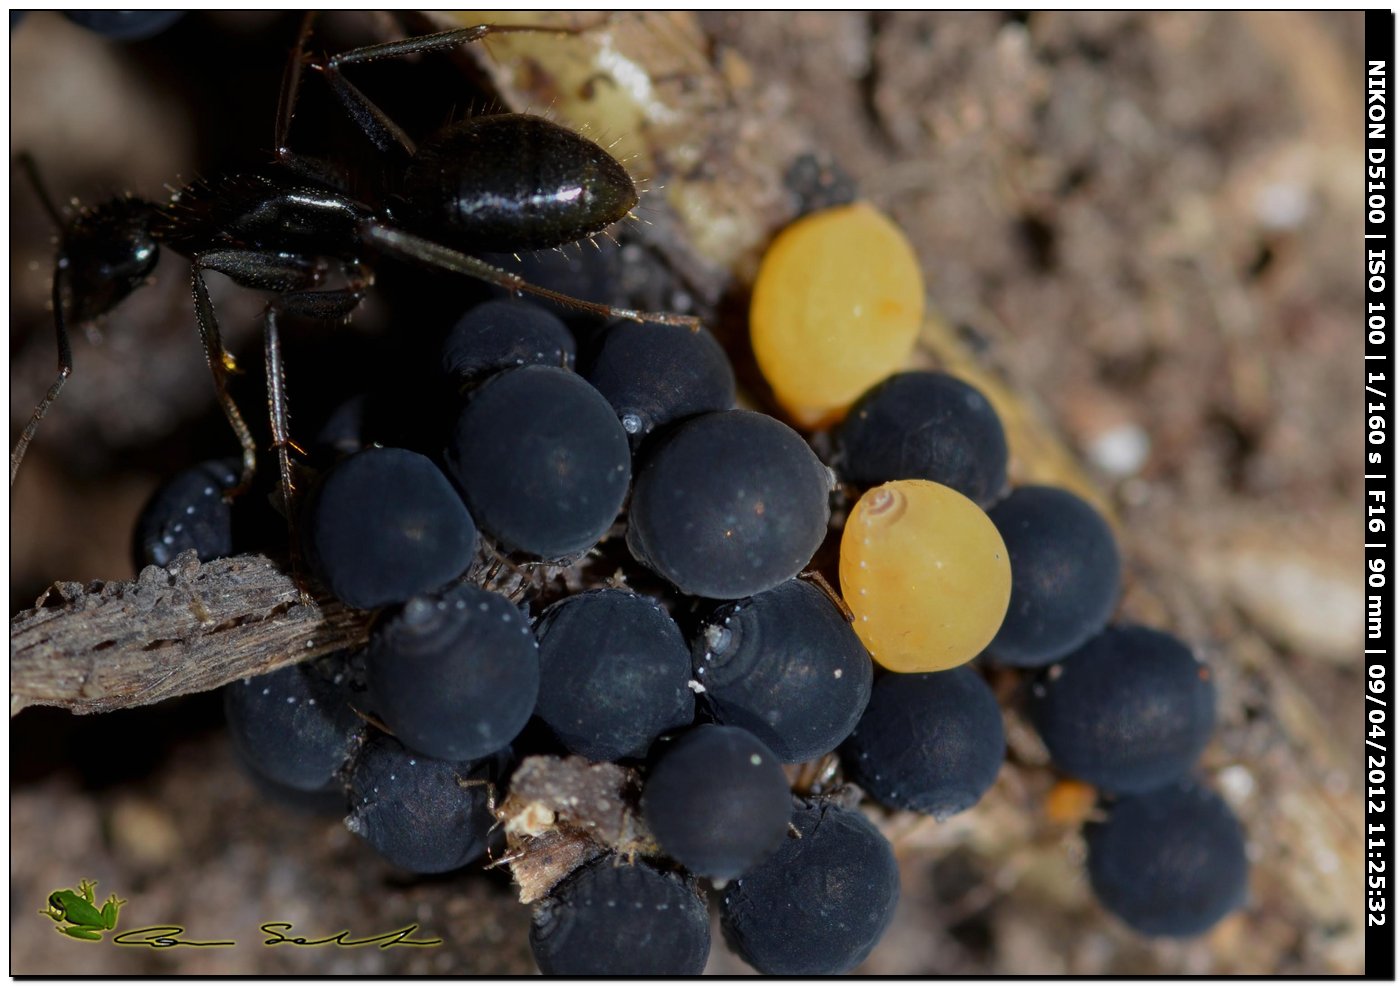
[18,153,66,229]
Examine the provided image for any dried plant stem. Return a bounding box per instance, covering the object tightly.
[10,551,374,716]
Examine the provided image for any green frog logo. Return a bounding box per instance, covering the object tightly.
[40,879,126,941]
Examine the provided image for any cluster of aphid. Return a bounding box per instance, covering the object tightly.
[132,203,1251,975]
[43,14,1247,974]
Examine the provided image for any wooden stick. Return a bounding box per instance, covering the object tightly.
[10,551,373,716]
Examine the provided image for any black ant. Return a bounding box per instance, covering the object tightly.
[12,13,697,540]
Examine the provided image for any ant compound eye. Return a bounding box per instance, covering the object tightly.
[839,479,1010,672]
[750,203,924,428]
[301,447,478,610]
[626,410,832,599]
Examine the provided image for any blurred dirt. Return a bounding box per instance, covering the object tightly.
[10,11,1366,975]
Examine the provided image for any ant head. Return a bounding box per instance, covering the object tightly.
[60,195,161,323]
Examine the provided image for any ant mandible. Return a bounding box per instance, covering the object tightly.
[13,12,697,537]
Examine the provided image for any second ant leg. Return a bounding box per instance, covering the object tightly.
[263,286,364,589]
[303,18,607,161]
[361,222,700,330]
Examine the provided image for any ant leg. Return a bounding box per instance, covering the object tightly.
[17,152,66,229]
[361,222,701,330]
[271,12,355,188]
[262,286,364,548]
[304,20,607,161]
[11,264,74,486]
[274,11,318,160]
[326,20,603,69]
[190,261,261,497]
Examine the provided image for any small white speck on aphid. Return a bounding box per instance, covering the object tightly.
[749,754,762,766]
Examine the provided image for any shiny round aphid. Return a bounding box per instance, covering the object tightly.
[720,798,900,975]
[446,365,630,561]
[842,666,1004,818]
[987,485,1122,667]
[533,590,694,762]
[440,299,576,387]
[224,658,361,791]
[642,725,791,881]
[693,578,873,763]
[835,370,1009,507]
[301,447,478,610]
[63,10,184,40]
[1085,780,1248,937]
[750,202,924,428]
[839,480,1011,672]
[1028,625,1216,794]
[344,732,497,874]
[365,583,539,762]
[627,410,833,599]
[529,856,711,975]
[582,320,736,449]
[132,458,240,569]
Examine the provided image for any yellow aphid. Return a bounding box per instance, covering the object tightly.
[750,203,924,429]
[839,480,1010,673]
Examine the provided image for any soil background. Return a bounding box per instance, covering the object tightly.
[10,11,1367,975]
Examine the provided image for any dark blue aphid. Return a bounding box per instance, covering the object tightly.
[835,370,1009,507]
[344,731,498,874]
[694,578,872,763]
[441,299,576,387]
[224,657,360,792]
[529,856,711,975]
[366,583,539,762]
[627,410,833,599]
[987,485,1121,667]
[133,458,240,569]
[446,365,630,561]
[301,446,478,610]
[533,589,694,762]
[842,665,1004,818]
[1028,624,1216,794]
[1086,780,1248,937]
[642,725,791,881]
[583,320,735,448]
[720,798,900,975]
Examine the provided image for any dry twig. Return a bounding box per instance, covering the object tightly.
[10,550,374,716]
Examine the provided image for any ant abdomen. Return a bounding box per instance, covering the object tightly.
[401,114,639,253]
